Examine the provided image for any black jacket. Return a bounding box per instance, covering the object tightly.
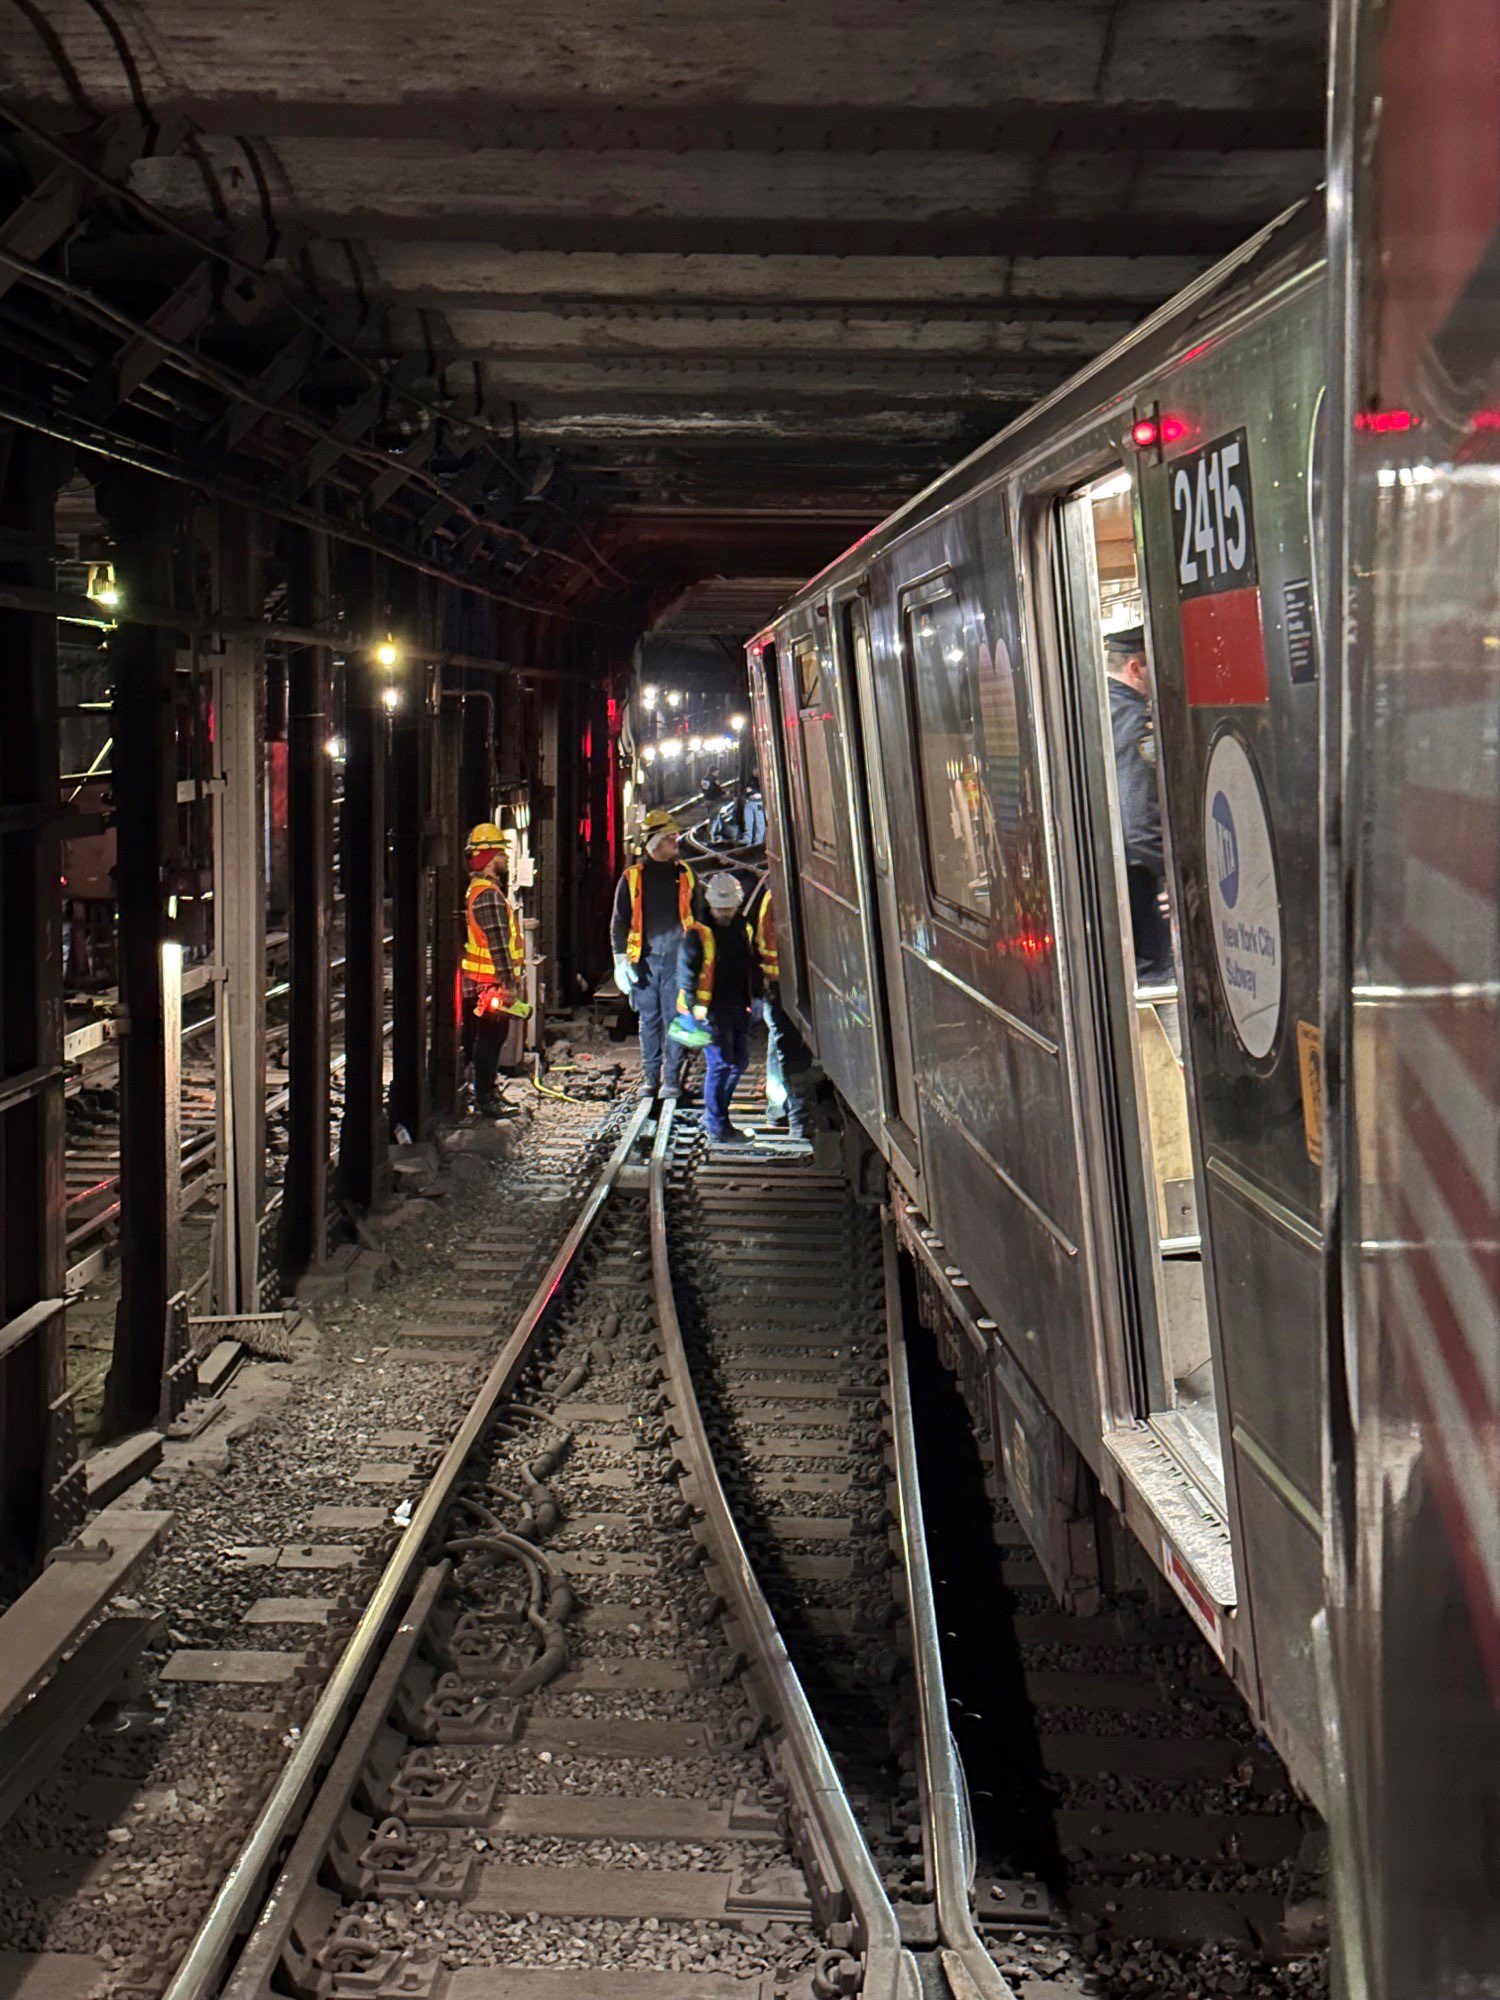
[1109,677,1163,874]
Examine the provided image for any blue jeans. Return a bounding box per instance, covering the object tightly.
[633,934,684,1091]
[703,1012,751,1136]
[762,997,810,1132]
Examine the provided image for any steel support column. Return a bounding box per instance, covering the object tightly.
[100,471,181,1438]
[337,555,386,1212]
[282,514,332,1277]
[431,688,463,1119]
[212,509,267,1312]
[587,671,613,987]
[534,678,560,1008]
[389,607,430,1142]
[459,672,492,835]
[0,428,77,1586]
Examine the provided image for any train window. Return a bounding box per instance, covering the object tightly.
[844,606,890,876]
[905,593,1002,921]
[793,636,840,856]
[795,639,824,708]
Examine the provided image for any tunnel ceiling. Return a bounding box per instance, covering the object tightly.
[1,1,1326,634]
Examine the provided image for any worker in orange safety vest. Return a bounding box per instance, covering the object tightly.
[609,807,697,1101]
[461,822,527,1117]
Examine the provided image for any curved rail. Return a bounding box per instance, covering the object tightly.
[648,1104,920,2000]
[882,1223,1017,2000]
[163,1096,654,2000]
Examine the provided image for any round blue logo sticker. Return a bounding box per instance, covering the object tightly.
[1210,790,1240,908]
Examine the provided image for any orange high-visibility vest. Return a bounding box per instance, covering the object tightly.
[624,860,696,962]
[678,919,717,1014]
[462,875,523,989]
[753,890,778,981]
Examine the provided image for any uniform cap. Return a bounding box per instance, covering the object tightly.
[705,872,745,911]
[1104,624,1146,656]
[466,821,504,849]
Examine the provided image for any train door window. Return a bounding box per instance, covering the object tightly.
[759,640,811,1022]
[1071,468,1224,1499]
[792,636,840,857]
[839,597,923,1152]
[905,589,994,921]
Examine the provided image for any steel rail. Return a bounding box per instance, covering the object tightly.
[162,1096,653,2000]
[882,1224,1018,2000]
[648,1104,920,2000]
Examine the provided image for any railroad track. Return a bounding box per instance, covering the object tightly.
[149,1095,1324,2000]
[150,1100,902,2000]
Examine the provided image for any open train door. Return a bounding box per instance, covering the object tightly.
[1322,2,1500,1994]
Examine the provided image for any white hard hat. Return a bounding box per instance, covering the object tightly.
[705,872,744,912]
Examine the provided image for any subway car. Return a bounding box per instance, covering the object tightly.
[746,164,1495,1930]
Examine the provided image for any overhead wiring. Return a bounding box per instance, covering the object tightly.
[0,99,628,593]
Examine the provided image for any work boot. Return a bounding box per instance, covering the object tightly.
[638,1080,660,1102]
[704,1122,749,1146]
[762,1103,788,1129]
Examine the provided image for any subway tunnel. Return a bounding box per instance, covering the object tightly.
[7,6,1488,1999]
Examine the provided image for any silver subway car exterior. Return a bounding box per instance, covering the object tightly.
[749,204,1332,1805]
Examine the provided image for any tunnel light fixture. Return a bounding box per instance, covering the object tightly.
[688,734,703,753]
[666,690,683,709]
[660,738,683,760]
[642,684,659,708]
[381,685,401,713]
[375,636,400,670]
[729,712,747,732]
[326,735,346,760]
[88,562,120,611]
[642,743,658,764]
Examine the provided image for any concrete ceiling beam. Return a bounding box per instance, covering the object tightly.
[130,142,1312,237]
[343,248,1212,311]
[377,307,1134,361]
[0,0,1325,117]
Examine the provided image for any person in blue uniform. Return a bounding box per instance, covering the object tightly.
[611,810,697,1100]
[677,871,760,1145]
[1105,626,1173,985]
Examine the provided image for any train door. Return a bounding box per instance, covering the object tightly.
[753,638,812,1030]
[1054,468,1228,1510]
[832,592,923,1180]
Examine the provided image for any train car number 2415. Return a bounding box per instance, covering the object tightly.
[1168,429,1258,599]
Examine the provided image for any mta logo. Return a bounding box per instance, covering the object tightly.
[1211,791,1240,908]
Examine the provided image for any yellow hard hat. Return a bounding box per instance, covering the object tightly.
[466,821,504,850]
[642,808,680,836]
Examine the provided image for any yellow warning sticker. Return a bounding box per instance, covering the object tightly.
[1296,1019,1324,1167]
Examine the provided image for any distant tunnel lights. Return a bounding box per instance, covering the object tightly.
[381,685,401,713]
[659,739,683,760]
[730,713,747,731]
[666,690,683,709]
[375,637,400,669]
